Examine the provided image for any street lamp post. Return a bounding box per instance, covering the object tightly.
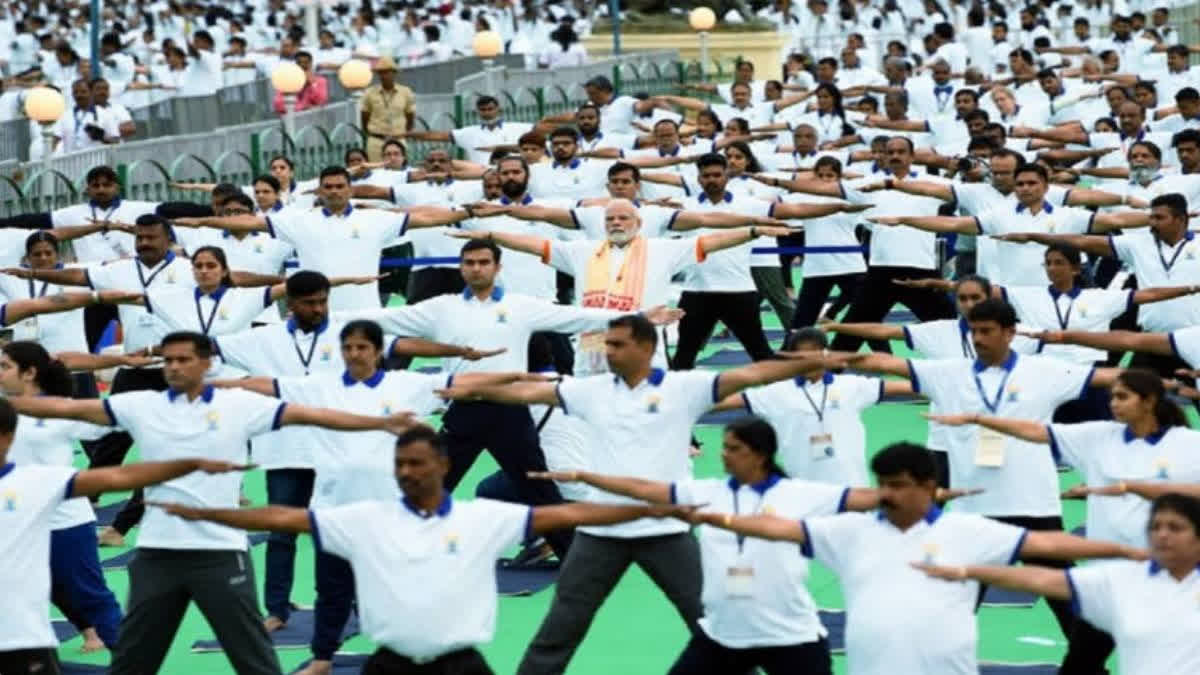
[271,63,307,144]
[23,87,66,193]
[338,59,372,142]
[689,7,717,81]
[472,31,503,95]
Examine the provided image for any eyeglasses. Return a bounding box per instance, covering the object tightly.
[223,208,251,215]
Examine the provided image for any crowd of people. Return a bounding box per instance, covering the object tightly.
[5,0,1200,674]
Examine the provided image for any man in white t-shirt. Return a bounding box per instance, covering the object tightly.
[147,426,693,674]
[403,95,535,165]
[0,396,255,675]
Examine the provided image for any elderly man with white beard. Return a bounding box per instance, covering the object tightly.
[451,198,800,375]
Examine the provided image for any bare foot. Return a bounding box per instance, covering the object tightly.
[263,615,286,632]
[97,526,125,547]
[79,628,105,653]
[294,659,333,675]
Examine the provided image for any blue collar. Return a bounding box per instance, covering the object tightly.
[167,384,214,403]
[887,169,919,178]
[1148,560,1200,575]
[461,286,504,301]
[614,367,666,387]
[194,285,229,302]
[934,84,952,93]
[698,191,734,203]
[88,197,121,210]
[321,204,353,217]
[1131,173,1165,185]
[726,472,782,495]
[1016,200,1054,214]
[499,194,533,206]
[1048,285,1082,300]
[286,316,328,336]
[341,369,385,388]
[1120,129,1146,142]
[402,491,453,518]
[973,350,1017,374]
[481,119,503,130]
[1123,426,1167,444]
[553,158,581,170]
[659,145,680,157]
[795,371,834,386]
[0,462,13,480]
[429,177,453,186]
[351,170,372,182]
[877,503,943,524]
[139,250,176,268]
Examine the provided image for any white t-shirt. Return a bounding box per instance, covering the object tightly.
[557,368,719,537]
[843,173,945,269]
[1005,286,1133,364]
[389,180,482,270]
[529,159,611,204]
[103,386,285,550]
[974,202,1094,286]
[0,463,77,651]
[1049,422,1200,548]
[85,252,196,352]
[310,496,530,661]
[1068,560,1200,675]
[1111,230,1200,331]
[450,121,535,164]
[459,197,571,300]
[743,373,880,486]
[8,416,109,530]
[782,192,865,277]
[145,286,273,336]
[674,476,848,648]
[804,509,1025,675]
[678,191,773,293]
[568,204,682,240]
[49,199,158,263]
[275,370,445,508]
[0,269,88,353]
[909,353,1093,517]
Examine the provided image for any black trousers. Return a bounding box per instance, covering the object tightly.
[792,272,866,330]
[83,303,120,353]
[361,647,493,675]
[439,401,570,556]
[668,632,832,675]
[830,266,955,353]
[0,649,61,675]
[981,515,1112,674]
[672,291,773,370]
[778,232,805,289]
[90,367,168,534]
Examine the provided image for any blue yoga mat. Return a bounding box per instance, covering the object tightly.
[416,366,441,374]
[819,609,846,652]
[1071,525,1086,537]
[61,663,108,674]
[982,586,1037,607]
[94,499,127,527]
[102,533,268,569]
[697,409,753,426]
[697,350,753,367]
[980,663,1060,674]
[290,654,371,674]
[193,608,360,651]
[53,619,79,642]
[497,560,559,597]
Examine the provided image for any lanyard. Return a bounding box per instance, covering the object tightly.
[292,330,320,373]
[1051,292,1076,330]
[90,201,119,225]
[959,322,975,358]
[817,113,838,139]
[973,364,1015,414]
[730,489,766,553]
[26,276,48,299]
[1158,237,1189,273]
[935,89,952,111]
[800,380,829,423]
[135,258,170,289]
[194,293,224,335]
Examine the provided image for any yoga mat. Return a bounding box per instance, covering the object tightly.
[193,609,359,652]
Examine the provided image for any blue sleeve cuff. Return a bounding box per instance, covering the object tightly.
[1061,188,1073,206]
[799,521,814,558]
[972,216,984,234]
[1169,331,1181,359]
[308,510,323,553]
[1079,367,1096,400]
[1000,286,1009,304]
[949,184,960,209]
[1008,529,1029,564]
[523,507,534,541]
[265,216,277,238]
[908,359,921,393]
[1086,213,1097,234]
[876,379,884,404]
[0,303,6,328]
[1125,290,1135,313]
[64,473,78,500]
[666,210,680,231]
[262,286,273,309]
[741,392,753,414]
[669,483,678,504]
[1065,569,1081,615]
[271,402,287,430]
[767,202,777,219]
[555,382,569,415]
[569,209,582,230]
[389,335,403,358]
[902,325,914,350]
[102,398,118,427]
[1046,425,1060,457]
[836,488,850,513]
[837,181,847,200]
[1106,234,1118,259]
[272,379,281,399]
[143,294,153,314]
[711,373,721,404]
[83,269,94,290]
[399,213,410,237]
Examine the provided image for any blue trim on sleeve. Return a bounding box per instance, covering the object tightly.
[1062,189,1073,206]
[1046,425,1061,458]
[555,382,569,415]
[908,359,921,393]
[271,402,287,430]
[64,473,78,500]
[569,209,582,231]
[1008,529,1029,564]
[1000,286,1009,304]
[972,216,983,234]
[272,379,281,399]
[1065,569,1081,615]
[308,510,323,553]
[836,488,850,513]
[101,398,118,427]
[1106,234,1118,259]
[767,202,777,219]
[143,294,153,314]
[669,483,678,504]
[799,521,814,558]
[902,325,914,350]
[399,213,410,237]
[0,303,6,328]
[388,336,403,359]
[741,392,753,414]
[666,210,680,231]
[1079,366,1096,400]
[1085,213,1096,235]
[711,374,721,404]
[265,216,277,238]
[262,286,273,309]
[1124,290,1135,313]
[523,507,534,542]
[876,379,885,404]
[1169,332,1182,359]
[83,269,94,290]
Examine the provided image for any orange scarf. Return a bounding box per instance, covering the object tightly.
[580,236,648,360]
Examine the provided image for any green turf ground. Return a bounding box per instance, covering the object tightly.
[55,298,1109,675]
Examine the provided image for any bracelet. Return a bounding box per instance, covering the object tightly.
[464,205,476,219]
[485,231,494,241]
[885,178,894,190]
[90,290,100,305]
[749,225,758,238]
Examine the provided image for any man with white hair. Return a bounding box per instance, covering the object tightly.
[450,198,799,374]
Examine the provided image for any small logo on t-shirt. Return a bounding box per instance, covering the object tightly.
[646,393,662,413]
[922,542,940,564]
[34,418,46,427]
[1154,458,1171,480]
[254,243,264,253]
[206,411,220,431]
[382,401,394,415]
[1006,385,1020,403]
[495,308,508,324]
[166,270,176,283]
[321,345,333,361]
[445,534,459,554]
[2,491,18,511]
[829,391,841,410]
[351,227,361,239]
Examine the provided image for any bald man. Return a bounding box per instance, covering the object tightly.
[454,198,803,374]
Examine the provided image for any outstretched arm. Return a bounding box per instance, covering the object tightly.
[528,470,671,503]
[913,563,1072,601]
[1019,529,1145,561]
[922,412,1050,443]
[694,512,807,543]
[2,266,90,286]
[504,204,575,229]
[147,503,311,532]
[173,214,269,233]
[435,380,561,407]
[1035,329,1173,357]
[699,225,795,256]
[869,215,980,234]
[3,290,138,325]
[1132,285,1200,305]
[715,351,847,400]
[279,404,419,436]
[993,232,1115,258]
[820,322,905,341]
[530,502,694,534]
[447,229,545,257]
[72,459,253,498]
[1090,210,1151,233]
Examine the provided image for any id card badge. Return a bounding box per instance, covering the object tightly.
[975,428,1007,467]
[136,312,158,327]
[809,432,835,461]
[15,317,38,340]
[725,565,755,597]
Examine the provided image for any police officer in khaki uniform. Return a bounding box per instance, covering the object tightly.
[360,56,416,161]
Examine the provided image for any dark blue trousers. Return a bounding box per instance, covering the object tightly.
[50,522,122,646]
[312,551,355,660]
[263,468,315,621]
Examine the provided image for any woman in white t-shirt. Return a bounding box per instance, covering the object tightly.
[530,417,885,675]
[0,342,118,653]
[915,493,1200,675]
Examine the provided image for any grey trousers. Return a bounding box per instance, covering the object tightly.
[752,266,795,328]
[516,531,703,675]
[110,548,282,675]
